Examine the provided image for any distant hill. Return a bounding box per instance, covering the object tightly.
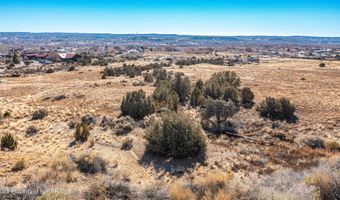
[1,32,340,47]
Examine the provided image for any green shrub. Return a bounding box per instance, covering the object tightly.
[153,80,180,111]
[144,73,154,83]
[241,87,255,108]
[121,89,155,120]
[1,133,18,151]
[257,97,296,121]
[190,79,206,108]
[74,124,90,142]
[103,64,142,77]
[223,86,240,106]
[175,57,225,66]
[171,73,191,104]
[203,71,241,100]
[190,88,206,108]
[3,111,11,118]
[145,112,206,158]
[201,99,238,133]
[153,68,168,82]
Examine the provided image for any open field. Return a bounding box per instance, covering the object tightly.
[0,55,339,199]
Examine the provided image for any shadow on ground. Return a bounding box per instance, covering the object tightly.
[139,153,206,177]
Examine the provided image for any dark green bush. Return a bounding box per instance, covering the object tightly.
[201,99,238,133]
[171,73,191,104]
[3,111,11,118]
[203,71,241,100]
[152,80,180,111]
[1,133,18,151]
[145,112,206,158]
[175,57,225,66]
[153,68,169,83]
[190,79,206,108]
[257,97,296,121]
[121,89,155,120]
[103,63,167,78]
[223,86,240,106]
[241,87,255,108]
[74,124,90,142]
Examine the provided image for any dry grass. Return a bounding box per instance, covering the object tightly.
[35,153,79,184]
[11,157,27,172]
[170,183,195,200]
[0,55,339,197]
[306,171,340,200]
[37,191,74,200]
[170,171,238,200]
[324,140,340,152]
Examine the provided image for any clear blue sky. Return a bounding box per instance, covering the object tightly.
[1,0,340,36]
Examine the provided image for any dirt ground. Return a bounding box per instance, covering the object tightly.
[0,55,339,193]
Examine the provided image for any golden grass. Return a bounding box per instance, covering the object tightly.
[305,171,340,200]
[35,153,79,184]
[324,140,340,152]
[171,171,235,200]
[37,191,74,200]
[170,182,195,200]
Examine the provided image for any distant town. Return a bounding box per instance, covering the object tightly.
[1,33,340,77]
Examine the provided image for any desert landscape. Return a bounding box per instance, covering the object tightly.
[0,48,339,199]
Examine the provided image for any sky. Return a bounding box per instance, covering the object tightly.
[0,0,340,36]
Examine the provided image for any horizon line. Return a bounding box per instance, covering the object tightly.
[1,31,340,38]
